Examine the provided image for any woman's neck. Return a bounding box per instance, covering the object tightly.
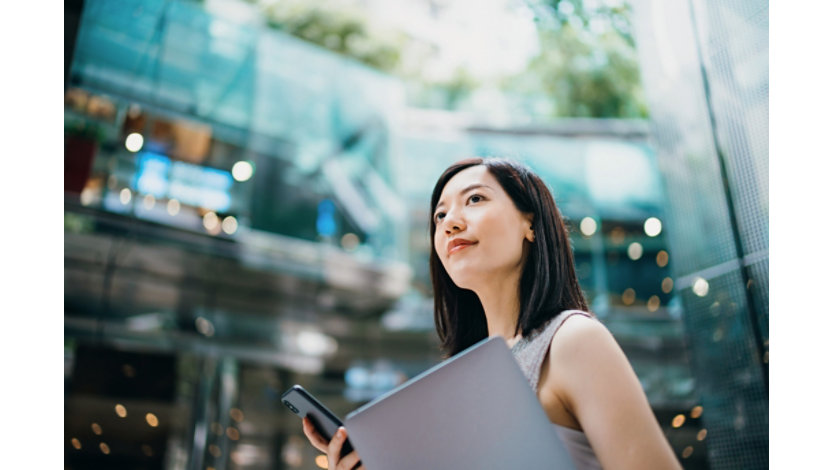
[473,270,523,341]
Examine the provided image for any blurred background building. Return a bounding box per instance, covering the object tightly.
[63,0,767,469]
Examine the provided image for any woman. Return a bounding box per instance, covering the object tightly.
[304,157,682,470]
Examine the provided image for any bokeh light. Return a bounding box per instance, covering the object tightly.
[146,413,159,427]
[115,404,127,418]
[693,277,710,297]
[643,217,662,237]
[100,442,111,455]
[125,133,144,152]
[627,242,643,260]
[315,455,329,469]
[230,408,245,423]
[232,161,255,182]
[91,422,102,435]
[119,188,132,205]
[691,405,703,418]
[622,288,636,305]
[166,198,181,216]
[656,250,669,267]
[697,429,708,441]
[661,277,674,293]
[672,414,685,428]
[222,216,239,235]
[647,295,660,312]
[682,446,694,459]
[71,438,82,450]
[580,217,597,236]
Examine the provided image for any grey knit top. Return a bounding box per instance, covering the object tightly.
[510,310,603,470]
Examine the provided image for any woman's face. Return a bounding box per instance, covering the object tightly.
[433,165,534,291]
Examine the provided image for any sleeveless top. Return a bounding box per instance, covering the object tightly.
[510,310,603,470]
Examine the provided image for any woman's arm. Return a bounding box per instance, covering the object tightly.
[544,315,682,470]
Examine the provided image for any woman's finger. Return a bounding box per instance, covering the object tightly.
[336,449,362,470]
[327,427,347,469]
[301,417,329,453]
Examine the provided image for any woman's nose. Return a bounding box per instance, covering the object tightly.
[442,210,465,234]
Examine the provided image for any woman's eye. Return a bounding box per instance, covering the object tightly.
[434,212,446,222]
[468,194,483,204]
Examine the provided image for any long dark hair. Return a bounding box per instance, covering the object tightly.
[429,157,590,356]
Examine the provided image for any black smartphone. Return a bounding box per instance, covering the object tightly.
[281,385,354,457]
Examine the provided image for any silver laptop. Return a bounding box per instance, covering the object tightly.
[345,336,577,469]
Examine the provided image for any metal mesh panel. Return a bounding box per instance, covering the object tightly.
[630,0,768,468]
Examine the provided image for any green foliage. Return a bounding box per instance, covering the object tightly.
[507,0,648,118]
[254,0,404,73]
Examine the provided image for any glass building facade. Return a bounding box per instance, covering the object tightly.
[63,1,767,469]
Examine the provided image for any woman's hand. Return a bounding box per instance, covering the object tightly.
[302,416,364,470]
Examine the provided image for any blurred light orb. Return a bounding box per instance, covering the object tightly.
[142,194,156,210]
[315,455,329,469]
[232,161,254,182]
[693,277,710,297]
[230,408,245,423]
[656,250,669,267]
[622,288,636,306]
[71,438,82,450]
[297,330,338,356]
[91,423,102,435]
[119,188,132,205]
[644,217,662,237]
[627,242,643,260]
[341,233,360,251]
[697,429,708,441]
[682,446,694,459]
[672,414,686,428]
[226,427,240,441]
[167,199,180,216]
[203,212,220,232]
[115,404,127,418]
[222,216,238,235]
[195,316,215,337]
[647,295,660,312]
[662,277,674,293]
[580,217,598,236]
[99,442,111,455]
[146,413,159,427]
[142,445,154,457]
[125,133,144,152]
[691,405,703,419]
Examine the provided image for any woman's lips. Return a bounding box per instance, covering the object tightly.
[447,240,476,256]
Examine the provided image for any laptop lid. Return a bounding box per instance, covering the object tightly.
[345,336,577,470]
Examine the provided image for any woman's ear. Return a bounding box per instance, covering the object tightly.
[524,214,535,242]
